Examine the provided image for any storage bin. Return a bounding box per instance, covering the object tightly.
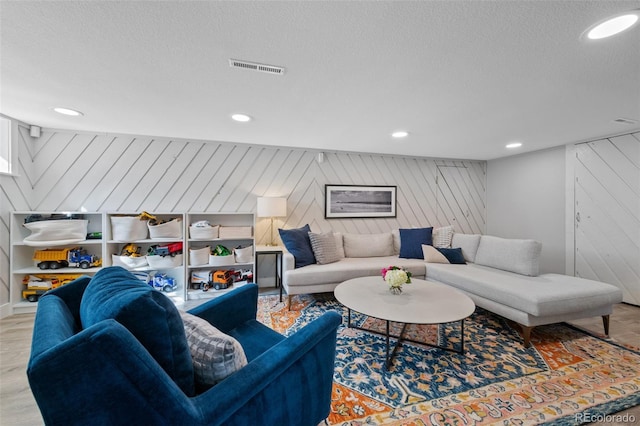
[111,216,149,241]
[23,220,88,246]
[148,218,183,239]
[189,246,210,266]
[234,245,254,264]
[111,254,148,269]
[209,254,234,266]
[147,254,183,269]
[189,225,219,240]
[218,226,253,239]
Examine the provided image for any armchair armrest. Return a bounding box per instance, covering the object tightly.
[197,310,342,425]
[187,283,258,333]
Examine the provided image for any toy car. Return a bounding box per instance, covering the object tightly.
[148,242,183,257]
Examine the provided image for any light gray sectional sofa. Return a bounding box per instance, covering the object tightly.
[427,234,623,347]
[281,229,623,347]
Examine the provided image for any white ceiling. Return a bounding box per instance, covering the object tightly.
[1,1,639,160]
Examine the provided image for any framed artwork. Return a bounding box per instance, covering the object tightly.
[325,185,397,219]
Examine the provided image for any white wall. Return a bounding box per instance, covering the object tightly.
[1,126,486,315]
[486,146,566,274]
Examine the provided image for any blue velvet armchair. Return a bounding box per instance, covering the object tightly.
[27,267,341,425]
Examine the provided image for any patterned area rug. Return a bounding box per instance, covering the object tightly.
[257,293,640,425]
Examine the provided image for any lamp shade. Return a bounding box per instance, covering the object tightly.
[257,197,287,218]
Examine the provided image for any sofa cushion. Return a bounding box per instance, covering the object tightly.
[179,311,247,387]
[79,266,194,396]
[308,232,341,265]
[422,244,449,263]
[426,263,623,317]
[334,232,346,258]
[399,228,433,259]
[432,225,454,248]
[451,233,481,263]
[343,233,394,258]
[475,235,542,276]
[279,224,316,268]
[437,247,466,264]
[286,256,426,287]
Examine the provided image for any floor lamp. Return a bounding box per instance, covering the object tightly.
[257,197,287,246]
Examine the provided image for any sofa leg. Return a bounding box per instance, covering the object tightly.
[288,295,292,311]
[602,315,610,336]
[522,325,533,348]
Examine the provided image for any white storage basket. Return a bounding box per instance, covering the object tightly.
[23,220,88,246]
[147,254,183,269]
[209,254,234,266]
[111,216,149,241]
[148,218,183,239]
[218,226,253,239]
[111,254,148,269]
[189,225,219,240]
[234,245,254,264]
[189,246,210,266]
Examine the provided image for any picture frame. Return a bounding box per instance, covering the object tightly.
[325,185,397,219]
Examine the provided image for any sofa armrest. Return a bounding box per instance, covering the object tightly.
[187,283,258,333]
[282,251,295,287]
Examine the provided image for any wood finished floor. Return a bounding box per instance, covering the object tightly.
[1,303,638,425]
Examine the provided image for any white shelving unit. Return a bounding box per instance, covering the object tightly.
[10,212,104,314]
[104,212,186,305]
[9,211,255,314]
[185,212,255,301]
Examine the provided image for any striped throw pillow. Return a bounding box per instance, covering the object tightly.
[308,232,341,264]
[432,225,454,248]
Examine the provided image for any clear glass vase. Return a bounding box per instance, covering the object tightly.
[389,286,403,295]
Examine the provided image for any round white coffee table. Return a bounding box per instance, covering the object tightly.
[334,276,476,369]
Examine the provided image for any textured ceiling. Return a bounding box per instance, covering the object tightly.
[1,1,639,160]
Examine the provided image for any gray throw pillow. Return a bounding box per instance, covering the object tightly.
[308,232,341,264]
[179,311,247,386]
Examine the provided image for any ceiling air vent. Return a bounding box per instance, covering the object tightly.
[229,59,285,75]
[613,117,638,125]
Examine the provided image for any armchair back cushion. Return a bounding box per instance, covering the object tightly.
[79,266,195,395]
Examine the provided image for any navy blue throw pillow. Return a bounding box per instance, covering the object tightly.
[437,247,466,264]
[278,224,316,268]
[399,228,433,259]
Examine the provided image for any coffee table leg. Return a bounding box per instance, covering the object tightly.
[347,308,352,328]
[385,321,390,368]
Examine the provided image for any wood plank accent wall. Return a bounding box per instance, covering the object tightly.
[0,128,487,310]
[0,123,34,316]
[573,131,640,305]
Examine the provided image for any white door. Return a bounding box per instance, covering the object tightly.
[574,133,640,305]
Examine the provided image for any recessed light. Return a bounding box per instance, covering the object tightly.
[231,113,251,122]
[53,107,83,116]
[506,142,522,149]
[391,131,409,138]
[584,11,639,40]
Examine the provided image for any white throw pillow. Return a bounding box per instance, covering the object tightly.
[422,244,450,263]
[179,311,247,386]
[333,232,346,259]
[343,233,394,258]
[432,225,454,248]
[308,232,341,264]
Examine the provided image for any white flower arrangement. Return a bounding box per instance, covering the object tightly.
[381,266,412,294]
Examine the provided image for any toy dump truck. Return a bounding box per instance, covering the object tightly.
[34,247,101,270]
[21,274,82,302]
[190,269,233,291]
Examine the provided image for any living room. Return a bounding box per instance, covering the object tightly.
[1,1,639,425]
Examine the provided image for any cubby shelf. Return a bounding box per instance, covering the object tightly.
[10,211,255,314]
